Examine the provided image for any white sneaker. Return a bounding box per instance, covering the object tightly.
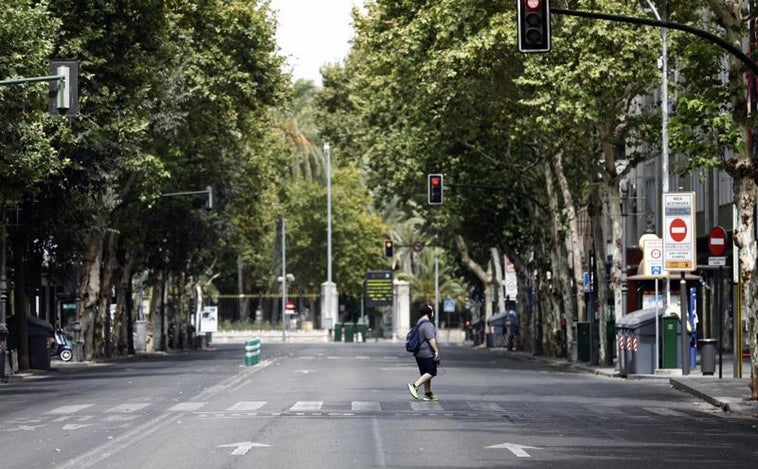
[407,383,419,399]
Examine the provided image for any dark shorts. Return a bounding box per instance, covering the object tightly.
[415,356,437,377]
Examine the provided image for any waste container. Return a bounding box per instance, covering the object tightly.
[615,308,662,375]
[698,338,717,375]
[26,316,54,370]
[487,312,508,347]
[356,324,368,342]
[471,319,484,346]
[343,324,354,343]
[333,323,343,342]
[662,315,679,368]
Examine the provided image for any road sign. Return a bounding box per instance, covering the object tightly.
[643,238,665,277]
[669,218,687,242]
[708,225,727,256]
[443,299,455,313]
[662,192,696,272]
[285,300,295,315]
[364,270,393,307]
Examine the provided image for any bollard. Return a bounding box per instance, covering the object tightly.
[245,338,261,366]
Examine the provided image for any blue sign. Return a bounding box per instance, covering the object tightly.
[443,299,455,313]
[651,266,662,275]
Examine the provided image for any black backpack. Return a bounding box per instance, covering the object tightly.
[405,319,428,353]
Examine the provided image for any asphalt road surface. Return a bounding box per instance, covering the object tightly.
[1,341,756,468]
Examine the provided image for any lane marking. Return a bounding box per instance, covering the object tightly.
[46,405,93,415]
[227,401,267,411]
[168,402,206,412]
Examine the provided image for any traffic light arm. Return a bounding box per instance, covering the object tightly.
[551,7,758,76]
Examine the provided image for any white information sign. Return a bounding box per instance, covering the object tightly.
[643,238,665,277]
[662,192,696,272]
[200,306,218,333]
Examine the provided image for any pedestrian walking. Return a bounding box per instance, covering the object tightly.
[407,304,440,401]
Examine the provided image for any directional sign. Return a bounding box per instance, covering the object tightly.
[708,225,727,256]
[662,192,696,272]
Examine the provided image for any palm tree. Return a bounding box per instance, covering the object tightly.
[396,248,468,311]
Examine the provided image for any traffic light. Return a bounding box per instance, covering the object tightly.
[428,174,443,205]
[49,60,78,116]
[205,185,214,210]
[517,0,551,53]
[384,239,394,257]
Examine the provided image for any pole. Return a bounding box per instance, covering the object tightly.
[325,143,332,286]
[655,278,660,370]
[434,247,439,330]
[0,229,7,380]
[281,217,287,342]
[680,272,689,375]
[717,266,723,379]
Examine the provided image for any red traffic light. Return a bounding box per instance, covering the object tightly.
[428,173,443,205]
[518,0,551,53]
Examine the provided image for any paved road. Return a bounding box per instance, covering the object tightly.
[1,342,756,468]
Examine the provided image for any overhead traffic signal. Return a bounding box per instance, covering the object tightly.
[517,0,551,53]
[49,60,78,116]
[384,239,394,257]
[428,174,443,205]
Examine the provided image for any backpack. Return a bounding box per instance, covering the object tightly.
[405,319,428,353]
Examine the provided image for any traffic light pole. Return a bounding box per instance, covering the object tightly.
[550,8,758,76]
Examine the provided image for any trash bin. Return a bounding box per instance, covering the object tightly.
[471,319,484,346]
[26,316,54,370]
[615,308,662,375]
[662,314,679,369]
[698,338,717,375]
[343,324,354,343]
[616,323,628,377]
[356,324,368,342]
[333,323,343,342]
[487,312,508,347]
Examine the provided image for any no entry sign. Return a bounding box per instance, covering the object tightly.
[708,225,727,256]
[662,192,696,271]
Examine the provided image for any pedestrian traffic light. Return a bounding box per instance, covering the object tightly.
[428,174,443,205]
[384,239,394,257]
[517,0,551,53]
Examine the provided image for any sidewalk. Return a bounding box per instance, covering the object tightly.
[496,347,758,418]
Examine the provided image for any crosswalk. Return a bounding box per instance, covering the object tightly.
[0,400,714,435]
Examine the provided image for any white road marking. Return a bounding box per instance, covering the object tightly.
[227,401,267,411]
[486,442,541,458]
[46,405,93,415]
[289,401,323,412]
[106,403,150,413]
[352,401,381,411]
[168,402,206,412]
[216,441,270,456]
[469,402,504,412]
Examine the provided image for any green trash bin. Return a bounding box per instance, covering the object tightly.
[334,324,343,342]
[662,315,679,369]
[356,324,368,342]
[343,324,354,343]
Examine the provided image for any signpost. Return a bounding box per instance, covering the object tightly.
[707,225,728,379]
[662,192,696,376]
[643,237,664,370]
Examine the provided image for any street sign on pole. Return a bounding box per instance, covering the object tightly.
[643,238,665,277]
[707,225,727,256]
[662,192,696,272]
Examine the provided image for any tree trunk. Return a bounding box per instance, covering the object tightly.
[553,150,586,323]
[79,232,104,361]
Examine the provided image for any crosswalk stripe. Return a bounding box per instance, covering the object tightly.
[168,402,207,412]
[45,405,93,415]
[227,401,267,411]
[468,402,504,412]
[352,401,381,411]
[410,401,443,411]
[106,403,151,413]
[289,401,323,412]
